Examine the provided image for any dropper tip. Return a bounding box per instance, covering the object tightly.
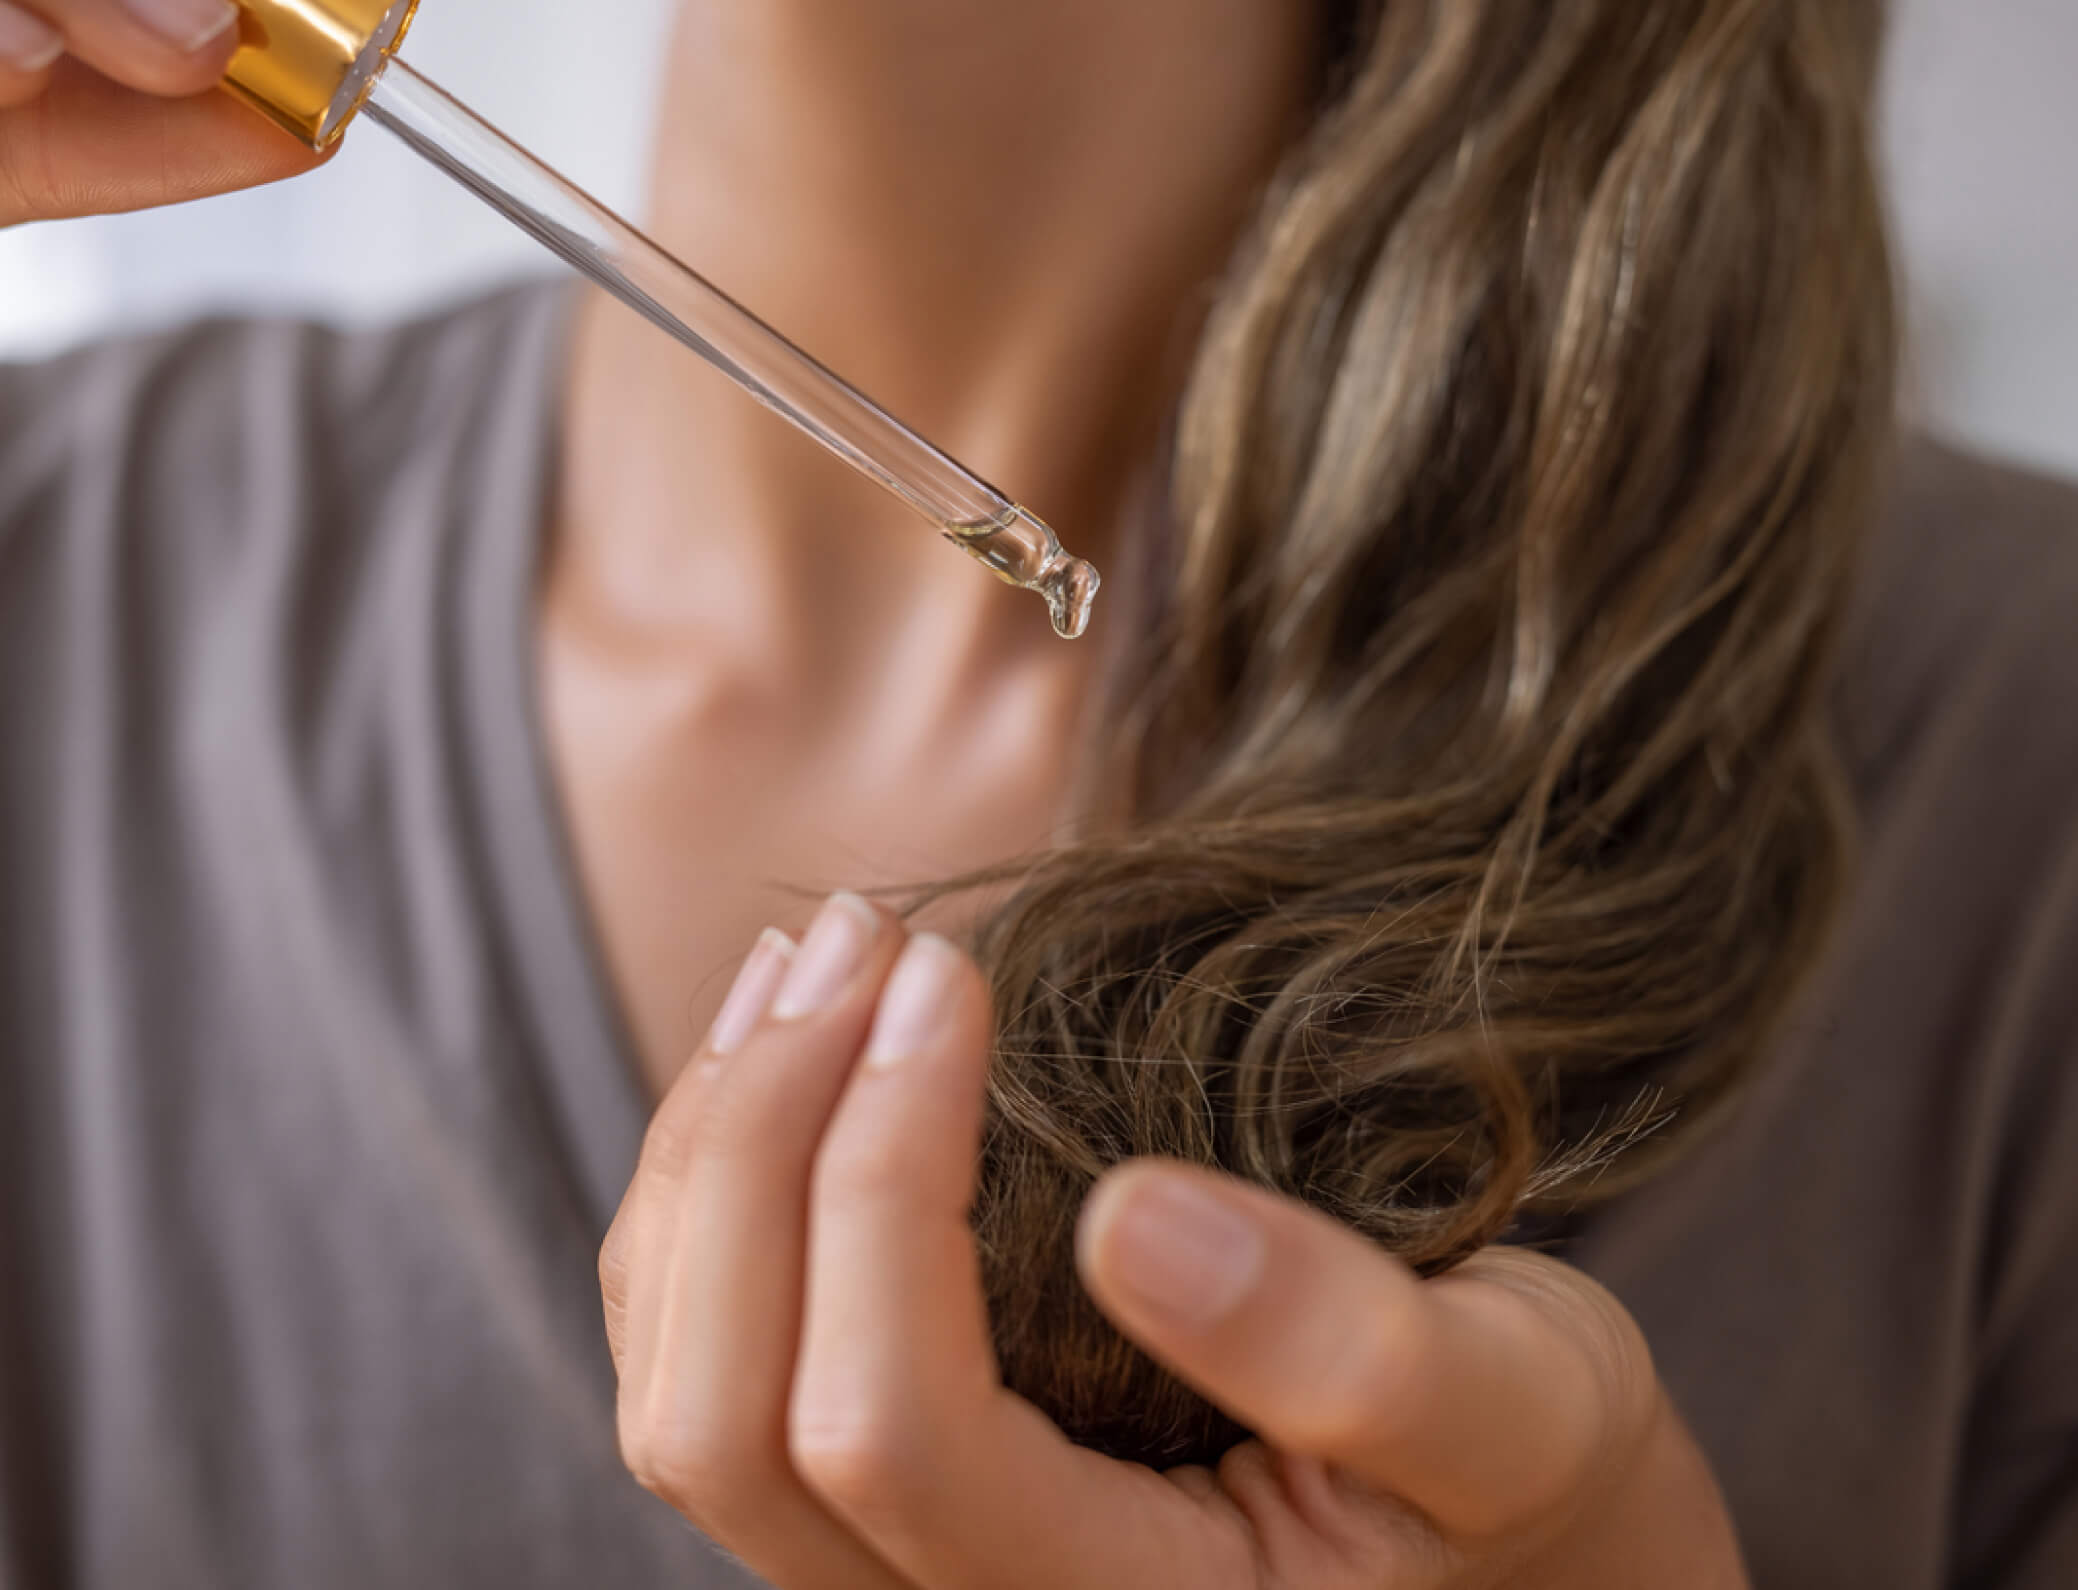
[947,504,1102,639]
[1039,556,1102,640]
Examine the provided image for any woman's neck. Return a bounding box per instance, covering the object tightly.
[556,0,1317,663]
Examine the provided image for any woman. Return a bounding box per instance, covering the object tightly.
[2,0,2074,1586]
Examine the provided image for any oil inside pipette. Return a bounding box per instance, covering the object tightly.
[943,506,1101,640]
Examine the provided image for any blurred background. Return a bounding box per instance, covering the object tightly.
[0,0,2072,479]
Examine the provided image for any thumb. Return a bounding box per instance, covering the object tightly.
[1076,1162,1657,1537]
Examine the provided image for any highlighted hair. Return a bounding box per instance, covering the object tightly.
[953,0,1894,1465]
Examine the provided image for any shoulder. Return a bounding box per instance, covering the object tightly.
[0,277,567,418]
[1830,440,2078,1578]
[1836,434,2078,806]
[0,281,568,702]
[0,281,567,536]
[1838,436,2078,825]
[1837,433,2078,1332]
[0,281,569,828]
[1833,434,2078,1045]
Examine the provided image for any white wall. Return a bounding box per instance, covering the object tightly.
[2,0,2074,480]
[1883,0,2078,477]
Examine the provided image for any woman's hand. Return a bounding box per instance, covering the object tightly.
[0,0,317,227]
[602,894,1750,1589]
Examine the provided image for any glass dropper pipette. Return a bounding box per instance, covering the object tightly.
[219,1,1100,639]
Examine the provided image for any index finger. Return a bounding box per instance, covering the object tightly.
[788,936,1235,1589]
[1078,1167,1660,1538]
[16,0,240,98]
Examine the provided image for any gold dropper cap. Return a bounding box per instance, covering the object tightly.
[221,0,421,150]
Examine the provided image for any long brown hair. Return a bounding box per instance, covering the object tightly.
[949,0,1896,1467]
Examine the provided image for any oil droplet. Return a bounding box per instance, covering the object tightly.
[943,506,1101,639]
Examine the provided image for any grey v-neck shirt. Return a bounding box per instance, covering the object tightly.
[2,284,2074,1588]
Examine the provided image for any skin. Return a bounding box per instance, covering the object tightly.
[3,2,1752,1582]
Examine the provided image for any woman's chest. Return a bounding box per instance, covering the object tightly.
[541,644,1079,1098]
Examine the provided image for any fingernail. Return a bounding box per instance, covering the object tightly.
[707,929,795,1057]
[771,893,880,1021]
[118,0,239,54]
[1104,1176,1266,1330]
[0,4,64,73]
[864,934,961,1070]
